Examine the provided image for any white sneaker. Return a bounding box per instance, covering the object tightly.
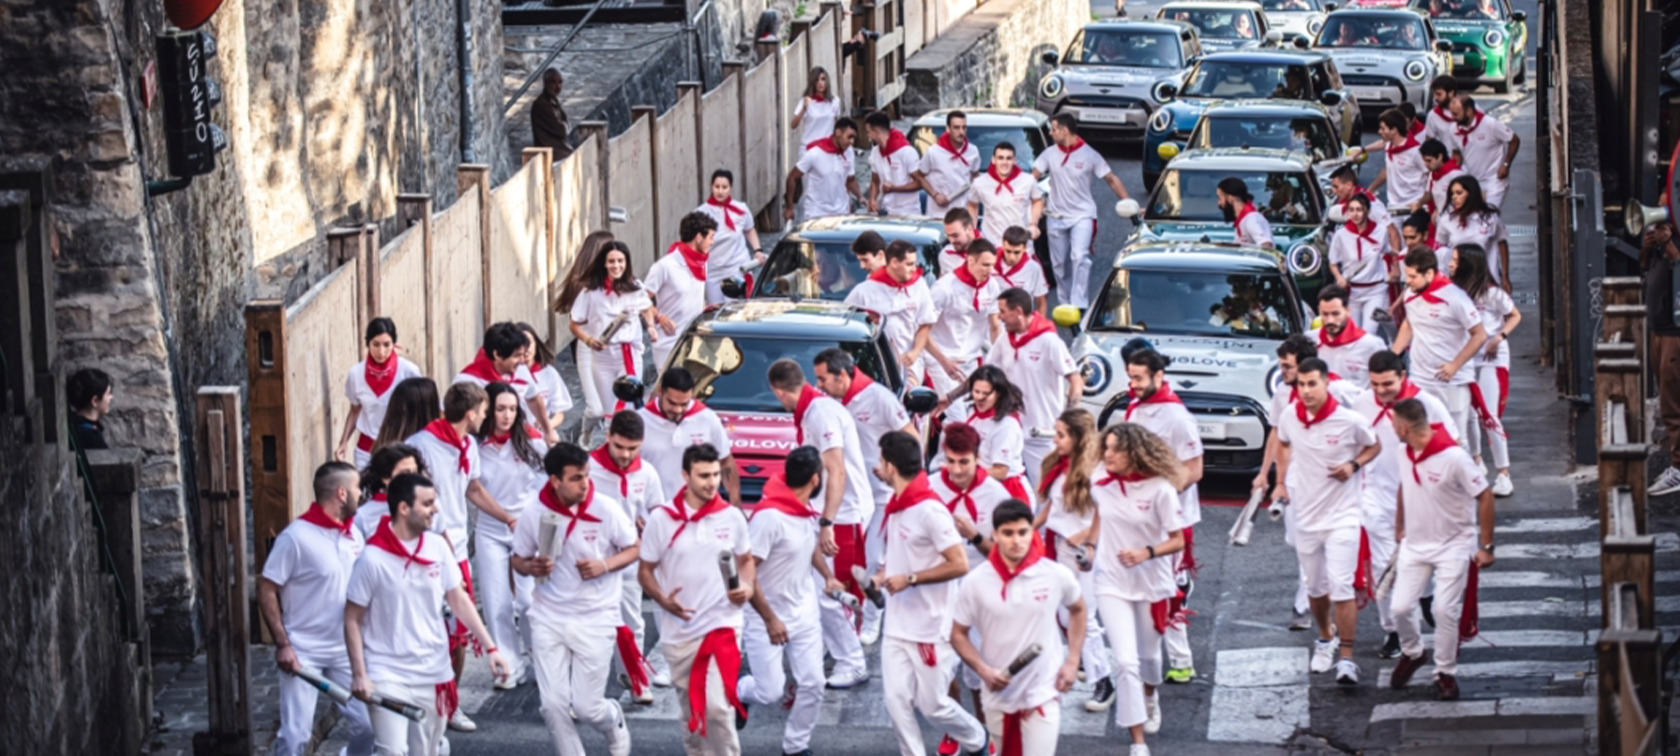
[605,701,632,756]
[825,665,870,689]
[1651,466,1680,496]
[1143,691,1161,734]
[1335,657,1359,685]
[494,661,525,690]
[648,654,673,688]
[1309,638,1339,674]
[1491,472,1514,497]
[447,709,477,732]
[619,672,655,704]
[859,605,883,646]
[1130,744,1151,756]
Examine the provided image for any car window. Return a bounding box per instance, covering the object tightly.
[1193,116,1339,161]
[1409,0,1506,20]
[1148,168,1321,224]
[1181,61,1310,98]
[1065,29,1184,68]
[669,335,889,413]
[757,240,936,300]
[1317,15,1429,48]
[1259,0,1320,10]
[1092,268,1301,338]
[1159,8,1262,40]
[910,125,1048,171]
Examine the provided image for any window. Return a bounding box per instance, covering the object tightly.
[909,124,1049,171]
[1194,116,1339,161]
[1181,61,1311,99]
[1316,15,1430,49]
[1411,0,1506,21]
[1259,0,1320,9]
[1147,168,1320,225]
[667,335,887,413]
[757,240,939,300]
[1064,29,1184,68]
[1159,8,1261,41]
[1092,268,1300,338]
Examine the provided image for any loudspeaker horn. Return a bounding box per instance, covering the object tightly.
[1625,200,1669,238]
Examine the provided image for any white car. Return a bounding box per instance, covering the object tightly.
[1312,8,1454,119]
[1154,0,1274,53]
[1034,21,1200,138]
[1257,0,1329,42]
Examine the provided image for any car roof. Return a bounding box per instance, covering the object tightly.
[1116,241,1288,272]
[694,300,877,341]
[1078,19,1196,34]
[1158,0,1264,8]
[1195,49,1332,63]
[1164,146,1315,169]
[910,108,1049,128]
[1200,99,1330,118]
[779,215,947,246]
[1324,7,1429,20]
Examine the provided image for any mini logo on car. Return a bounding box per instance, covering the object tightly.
[1180,379,1199,388]
[744,464,763,474]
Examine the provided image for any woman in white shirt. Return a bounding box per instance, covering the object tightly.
[695,169,764,304]
[1327,193,1395,331]
[517,321,573,443]
[1435,175,1510,292]
[791,66,841,147]
[353,442,426,540]
[334,317,423,468]
[1449,243,1521,498]
[473,381,549,687]
[567,240,656,444]
[943,365,1033,504]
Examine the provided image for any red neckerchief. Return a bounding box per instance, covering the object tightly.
[657,490,732,548]
[423,418,471,473]
[1096,470,1149,496]
[366,516,433,570]
[752,475,818,520]
[939,469,985,524]
[1454,110,1485,147]
[590,446,642,497]
[840,368,876,406]
[879,472,942,536]
[705,196,746,231]
[668,241,708,281]
[936,132,970,165]
[1057,138,1087,165]
[881,128,913,157]
[998,252,1032,286]
[1233,202,1258,235]
[539,482,601,543]
[299,501,353,538]
[1345,219,1378,260]
[1006,312,1057,356]
[485,424,541,446]
[1407,119,1425,138]
[1404,274,1453,305]
[646,397,708,423]
[952,264,990,310]
[988,530,1046,600]
[1405,423,1457,483]
[810,91,827,102]
[1295,394,1339,429]
[1385,134,1420,159]
[867,266,921,292]
[1038,456,1070,497]
[792,384,825,444]
[1426,160,1461,215]
[364,354,397,397]
[1125,382,1182,422]
[965,405,998,423]
[1318,320,1369,348]
[1370,380,1423,426]
[1432,104,1453,122]
[806,137,845,155]
[988,163,1021,194]
[460,348,516,385]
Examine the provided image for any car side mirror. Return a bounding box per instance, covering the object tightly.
[1041,51,1060,66]
[719,278,747,299]
[1052,305,1084,328]
[1320,90,1343,106]
[1323,2,1337,10]
[1435,39,1452,52]
[613,376,646,406]
[1158,82,1179,100]
[1511,10,1525,21]
[903,387,940,415]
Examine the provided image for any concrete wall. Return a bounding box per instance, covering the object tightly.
[902,0,1084,116]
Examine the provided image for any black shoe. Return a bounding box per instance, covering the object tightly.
[785,751,814,756]
[962,736,991,756]
[1083,677,1116,712]
[1380,632,1401,659]
[1420,596,1436,629]
[736,702,749,730]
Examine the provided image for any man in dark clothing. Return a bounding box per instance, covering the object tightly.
[531,68,574,161]
[66,367,112,451]
[1644,221,1680,495]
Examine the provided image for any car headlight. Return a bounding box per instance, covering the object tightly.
[1265,365,1283,398]
[1081,354,1112,397]
[1151,81,1174,104]
[1307,18,1323,35]
[1149,110,1172,133]
[1286,242,1322,275]
[1483,29,1505,48]
[1404,59,1428,81]
[1040,75,1064,100]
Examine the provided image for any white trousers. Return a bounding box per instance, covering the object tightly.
[475,530,533,675]
[1094,595,1162,729]
[1362,496,1399,633]
[532,619,622,756]
[1282,498,1311,615]
[663,635,741,756]
[982,700,1061,756]
[1468,364,1510,470]
[1295,524,1361,602]
[1046,216,1096,308]
[1416,380,1472,453]
[652,338,678,380]
[577,342,642,429]
[1392,545,1472,676]
[881,637,987,756]
[275,657,375,756]
[1482,178,1508,214]
[819,571,868,677]
[738,617,826,753]
[368,679,448,756]
[1049,536,1113,682]
[1348,286,1391,332]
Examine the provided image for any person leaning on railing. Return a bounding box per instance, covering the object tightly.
[1642,221,1680,496]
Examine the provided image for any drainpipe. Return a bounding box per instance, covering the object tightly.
[457,0,476,163]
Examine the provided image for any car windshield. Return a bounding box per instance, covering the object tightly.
[668,334,889,413]
[1160,8,1261,40]
[1148,168,1321,224]
[755,241,938,300]
[1180,61,1312,98]
[1192,115,1339,161]
[910,125,1048,170]
[1092,268,1300,338]
[1063,29,1183,68]
[1316,15,1430,47]
[1410,0,1505,20]
[1259,0,1320,10]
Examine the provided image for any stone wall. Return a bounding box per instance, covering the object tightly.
[901,0,1084,116]
[503,22,696,151]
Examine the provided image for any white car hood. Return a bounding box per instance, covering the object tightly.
[1058,66,1178,98]
[1076,331,1282,409]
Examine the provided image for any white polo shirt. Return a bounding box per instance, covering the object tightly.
[513,489,638,629]
[930,470,1013,569]
[928,272,1001,364]
[1423,104,1457,150]
[589,454,666,525]
[1124,398,1204,526]
[1040,466,1094,539]
[845,276,938,366]
[796,145,856,219]
[453,361,537,402]
[1276,399,1377,533]
[1234,207,1275,248]
[1350,385,1458,509]
[640,501,752,645]
[795,97,841,147]
[1033,141,1111,220]
[971,170,1042,246]
[984,328,1078,437]
[475,435,548,541]
[1435,209,1509,284]
[1470,287,1515,369]
[644,250,708,358]
[1335,192,1393,231]
[1424,165,1467,219]
[1330,223,1391,290]
[882,496,967,643]
[1402,281,1482,387]
[798,393,875,526]
[951,558,1081,713]
[996,253,1049,300]
[747,505,822,634]
[404,426,482,555]
[569,286,651,346]
[261,513,366,662]
[937,244,970,277]
[1399,440,1489,562]
[344,357,424,442]
[1452,112,1514,194]
[1091,475,1185,602]
[636,403,732,496]
[919,139,980,217]
[1382,140,1428,210]
[871,144,924,217]
[1312,328,1388,389]
[696,200,757,295]
[346,532,461,686]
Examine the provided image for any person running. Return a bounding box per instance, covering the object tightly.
[259,461,375,756]
[873,431,991,756]
[454,322,557,442]
[941,365,1032,505]
[1329,195,1396,331]
[866,111,924,217]
[637,367,742,505]
[373,378,440,453]
[638,443,755,756]
[1219,178,1274,249]
[986,288,1082,480]
[588,410,669,697]
[791,66,841,148]
[1369,109,1428,219]
[995,226,1049,316]
[568,239,656,444]
[1030,409,1115,712]
[1421,75,1459,148]
[1435,175,1511,291]
[950,500,1086,756]
[967,142,1043,248]
[1448,94,1519,210]
[915,110,981,220]
[697,169,764,304]
[354,443,427,540]
[1033,114,1129,308]
[1314,286,1388,388]
[345,473,510,756]
[647,212,718,371]
[932,423,1013,575]
[927,239,1002,395]
[1449,244,1520,497]
[1385,398,1496,702]
[737,447,830,756]
[1417,139,1467,241]
[337,317,424,467]
[939,207,979,275]
[1274,358,1381,684]
[1392,246,1489,450]
[473,382,547,690]
[785,118,863,223]
[768,358,874,689]
[512,442,639,756]
[1328,165,1400,250]
[846,239,939,386]
[519,322,573,441]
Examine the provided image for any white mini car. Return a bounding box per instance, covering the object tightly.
[1312,8,1454,119]
[1035,21,1200,139]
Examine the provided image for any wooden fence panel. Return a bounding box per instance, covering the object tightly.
[656,88,700,251]
[554,134,601,307]
[809,12,842,108]
[488,160,551,331]
[430,189,485,378]
[608,114,657,271]
[281,262,361,518]
[700,73,743,192]
[742,58,781,219]
[379,224,428,371]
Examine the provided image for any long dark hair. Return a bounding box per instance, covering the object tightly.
[804,66,830,99]
[518,322,554,369]
[477,382,545,470]
[360,442,428,500]
[1447,174,1496,222]
[1450,243,1496,302]
[582,241,642,295]
[557,230,617,311]
[966,364,1024,418]
[374,377,440,450]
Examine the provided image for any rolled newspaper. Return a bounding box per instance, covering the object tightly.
[1373,560,1398,602]
[367,691,426,722]
[1268,496,1285,522]
[1003,642,1044,679]
[1229,487,1265,546]
[851,565,887,608]
[828,588,861,611]
[719,550,739,591]
[599,310,632,342]
[536,511,563,585]
[290,667,352,705]
[1028,426,1054,439]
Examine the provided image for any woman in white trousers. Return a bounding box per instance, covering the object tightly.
[567,240,655,445]
[473,382,548,688]
[1030,409,1116,711]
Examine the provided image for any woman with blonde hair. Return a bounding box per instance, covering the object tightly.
[1032,408,1117,713]
[1088,423,1187,756]
[791,66,840,147]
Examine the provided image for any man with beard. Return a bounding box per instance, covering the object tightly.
[1369,109,1428,220]
[1421,75,1459,149]
[1313,287,1388,389]
[785,118,863,223]
[1448,94,1519,209]
[1218,177,1274,249]
[984,288,1082,480]
[939,208,980,275]
[1391,247,1488,449]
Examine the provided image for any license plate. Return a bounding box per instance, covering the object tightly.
[1083,109,1134,124]
[1353,88,1387,101]
[1197,421,1227,439]
[1453,53,1465,64]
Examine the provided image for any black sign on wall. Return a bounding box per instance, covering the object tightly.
[156,30,225,178]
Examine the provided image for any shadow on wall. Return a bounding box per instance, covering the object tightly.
[1009,43,1063,111]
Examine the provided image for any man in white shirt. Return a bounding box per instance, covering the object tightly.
[589,410,670,695]
[646,212,717,371]
[1275,359,1381,684]
[738,448,832,756]
[1392,246,1488,450]
[768,359,874,688]
[872,432,991,756]
[985,288,1083,479]
[1386,399,1496,702]
[914,110,981,219]
[454,322,556,444]
[1448,94,1519,210]
[1313,287,1388,389]
[845,239,939,386]
[511,443,639,756]
[995,226,1049,316]
[951,501,1085,756]
[865,111,924,217]
[930,423,1012,572]
[1421,76,1459,149]
[785,118,862,223]
[927,239,1002,395]
[968,141,1043,249]
[346,474,510,756]
[1369,109,1427,216]
[638,444,756,756]
[259,462,375,756]
[938,207,979,275]
[1033,114,1130,308]
[1218,178,1274,249]
[637,367,742,505]
[1328,165,1400,250]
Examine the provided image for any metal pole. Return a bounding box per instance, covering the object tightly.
[457,0,476,163]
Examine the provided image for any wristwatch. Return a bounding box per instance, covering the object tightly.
[1480,542,1495,554]
[907,572,919,585]
[1351,460,1362,473]
[968,534,985,548]
[818,518,834,528]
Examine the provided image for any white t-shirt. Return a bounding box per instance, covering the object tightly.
[1381,140,1428,210]
[1312,329,1388,389]
[637,404,732,497]
[1330,223,1392,289]
[1469,287,1515,368]
[871,144,924,217]
[1402,281,1482,386]
[513,490,639,629]
[1435,210,1508,284]
[951,558,1081,713]
[696,200,757,292]
[1041,467,1094,539]
[937,244,970,278]
[928,272,1001,364]
[930,471,1013,569]
[569,286,652,345]
[640,503,752,645]
[1350,385,1459,508]
[799,394,874,525]
[261,515,366,661]
[996,254,1049,300]
[984,329,1078,436]
[882,498,967,643]
[476,436,547,541]
[919,140,981,217]
[1033,141,1111,220]
[644,251,708,357]
[1276,400,1377,533]
[840,379,912,505]
[453,362,538,402]
[345,532,462,686]
[796,146,856,219]
[589,457,665,525]
[1399,442,1489,561]
[971,171,1042,246]
[1334,192,1393,231]
[796,97,842,147]
[1234,208,1275,248]
[845,276,938,366]
[1123,399,1204,526]
[530,364,575,417]
[747,506,822,634]
[1091,475,1185,602]
[344,357,424,442]
[1424,105,1457,151]
[935,402,1027,480]
[354,499,388,541]
[1451,112,1514,193]
[404,427,481,554]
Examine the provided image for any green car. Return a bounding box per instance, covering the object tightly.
[1409,0,1527,93]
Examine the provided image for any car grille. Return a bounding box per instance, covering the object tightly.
[1341,74,1399,88]
[1064,95,1148,110]
[1102,391,1269,431]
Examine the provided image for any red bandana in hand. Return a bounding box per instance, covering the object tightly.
[1454,110,1485,147]
[1404,274,1453,306]
[988,163,1021,194]
[1124,382,1182,422]
[1318,320,1368,349]
[590,446,642,497]
[706,196,745,231]
[881,128,913,157]
[952,264,990,310]
[299,501,353,538]
[1295,394,1339,429]
[1057,138,1087,165]
[365,354,397,397]
[868,267,921,292]
[1370,380,1423,426]
[367,516,433,570]
[1405,423,1457,483]
[460,348,516,385]
[879,472,941,537]
[987,530,1046,600]
[840,368,876,406]
[668,241,708,281]
[1006,312,1057,356]
[752,474,818,520]
[539,482,601,543]
[939,469,985,524]
[792,384,825,444]
[807,137,846,155]
[657,490,732,548]
[936,132,970,165]
[423,418,471,474]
